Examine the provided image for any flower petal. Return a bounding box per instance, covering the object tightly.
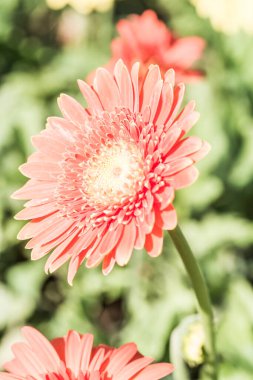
[58,94,88,126]
[115,221,136,266]
[134,363,174,380]
[145,224,164,257]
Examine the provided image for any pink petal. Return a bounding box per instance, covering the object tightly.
[31,135,66,160]
[58,94,88,127]
[160,127,182,156]
[131,62,140,112]
[165,37,205,68]
[98,224,123,256]
[116,19,140,56]
[169,166,199,189]
[11,181,56,200]
[89,372,101,380]
[156,204,177,230]
[85,242,104,270]
[46,116,78,138]
[79,334,94,371]
[24,198,54,208]
[19,162,60,180]
[162,158,193,177]
[89,347,107,372]
[116,357,154,380]
[149,79,163,123]
[27,151,47,163]
[176,69,204,83]
[44,230,79,273]
[114,59,134,111]
[64,331,81,375]
[145,224,164,257]
[166,136,202,161]
[0,375,20,380]
[47,250,73,275]
[15,203,57,220]
[67,248,90,284]
[143,209,155,234]
[30,224,76,260]
[106,343,138,376]
[154,186,174,210]
[78,79,104,114]
[134,363,174,379]
[189,141,211,161]
[178,111,200,134]
[165,83,185,127]
[102,249,116,275]
[140,65,161,113]
[134,223,146,250]
[164,69,175,86]
[25,218,73,249]
[62,229,98,266]
[3,358,27,377]
[175,100,199,134]
[115,221,136,266]
[21,327,60,372]
[17,213,59,240]
[10,343,48,375]
[93,68,120,111]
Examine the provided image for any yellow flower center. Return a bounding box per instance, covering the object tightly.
[82,140,144,206]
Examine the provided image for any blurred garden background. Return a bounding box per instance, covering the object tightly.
[0,0,253,379]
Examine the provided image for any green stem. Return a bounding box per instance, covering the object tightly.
[168,225,217,380]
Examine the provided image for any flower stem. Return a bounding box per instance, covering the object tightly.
[168,225,217,380]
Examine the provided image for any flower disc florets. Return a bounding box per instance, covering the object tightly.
[56,109,147,223]
[13,60,210,283]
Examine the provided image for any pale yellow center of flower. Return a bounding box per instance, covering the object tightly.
[83,140,144,206]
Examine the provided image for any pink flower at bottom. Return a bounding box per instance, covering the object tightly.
[106,10,206,83]
[12,59,210,283]
[0,327,174,380]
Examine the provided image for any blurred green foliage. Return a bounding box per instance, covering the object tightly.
[0,1,253,379]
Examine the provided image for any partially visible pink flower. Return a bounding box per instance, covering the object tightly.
[0,327,174,379]
[107,10,205,83]
[12,59,210,283]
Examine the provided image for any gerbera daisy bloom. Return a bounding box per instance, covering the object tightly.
[106,10,205,83]
[0,327,174,379]
[12,59,210,284]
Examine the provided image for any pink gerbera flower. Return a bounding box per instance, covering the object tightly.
[12,59,210,284]
[0,327,174,379]
[107,10,206,83]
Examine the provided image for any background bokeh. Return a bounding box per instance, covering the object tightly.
[0,1,253,379]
